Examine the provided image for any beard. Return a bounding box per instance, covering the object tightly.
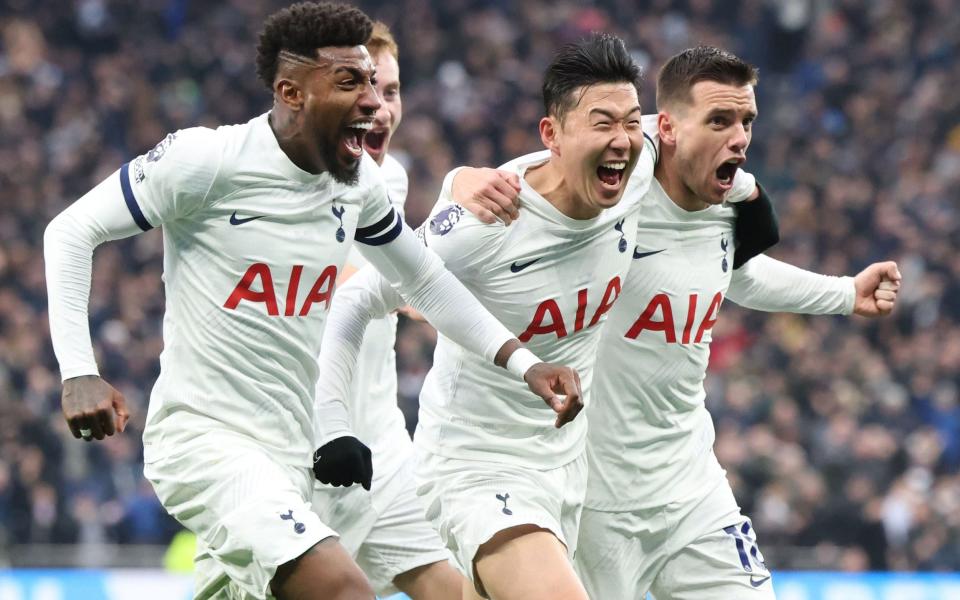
[323,138,361,186]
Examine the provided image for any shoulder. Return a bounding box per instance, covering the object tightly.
[380,153,409,208]
[498,149,551,175]
[422,200,506,255]
[129,125,225,196]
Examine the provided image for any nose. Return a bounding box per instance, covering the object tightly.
[358,81,381,115]
[373,102,390,127]
[609,124,631,154]
[729,123,749,154]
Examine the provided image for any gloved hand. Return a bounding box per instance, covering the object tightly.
[312,435,373,491]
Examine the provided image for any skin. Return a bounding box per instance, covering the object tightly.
[656,80,757,210]
[270,45,381,184]
[362,49,402,166]
[526,82,644,220]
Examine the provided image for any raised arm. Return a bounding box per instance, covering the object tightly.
[727,255,901,317]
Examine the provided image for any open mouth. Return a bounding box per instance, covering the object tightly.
[715,159,741,190]
[597,161,627,188]
[363,129,387,155]
[341,121,372,160]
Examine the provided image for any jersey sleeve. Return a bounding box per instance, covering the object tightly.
[354,168,404,248]
[727,254,855,315]
[121,127,223,229]
[345,156,409,271]
[45,127,221,380]
[417,167,508,281]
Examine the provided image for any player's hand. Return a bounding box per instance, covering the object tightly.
[61,375,130,442]
[523,363,583,428]
[853,261,901,317]
[724,169,758,203]
[453,167,521,225]
[312,436,373,491]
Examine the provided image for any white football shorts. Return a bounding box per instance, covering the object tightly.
[145,430,337,599]
[310,454,451,597]
[414,448,587,590]
[576,478,776,600]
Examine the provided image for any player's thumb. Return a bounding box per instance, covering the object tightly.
[528,377,564,413]
[112,391,130,432]
[878,261,901,283]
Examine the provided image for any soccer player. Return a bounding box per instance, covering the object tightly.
[316,34,657,600]
[457,46,901,600]
[309,21,465,600]
[42,4,580,600]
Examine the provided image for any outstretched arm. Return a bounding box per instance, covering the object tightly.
[727,255,901,317]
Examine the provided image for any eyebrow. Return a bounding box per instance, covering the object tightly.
[333,65,375,78]
[589,106,642,120]
[708,107,758,120]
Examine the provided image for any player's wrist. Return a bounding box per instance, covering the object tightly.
[506,347,540,380]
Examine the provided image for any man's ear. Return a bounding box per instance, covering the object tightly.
[539,116,560,157]
[658,111,677,147]
[275,76,304,111]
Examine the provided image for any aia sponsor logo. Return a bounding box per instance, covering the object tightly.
[519,277,621,342]
[624,292,723,344]
[224,264,338,316]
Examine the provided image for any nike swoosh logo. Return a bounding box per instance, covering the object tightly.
[230,211,264,226]
[750,575,771,587]
[510,258,541,273]
[633,248,666,259]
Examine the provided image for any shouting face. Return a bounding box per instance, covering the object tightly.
[297,45,381,184]
[662,80,757,206]
[544,82,644,218]
[362,49,401,165]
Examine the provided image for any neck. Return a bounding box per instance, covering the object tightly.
[269,109,324,175]
[524,159,602,220]
[654,148,709,212]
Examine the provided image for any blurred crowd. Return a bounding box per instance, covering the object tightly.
[1,0,958,571]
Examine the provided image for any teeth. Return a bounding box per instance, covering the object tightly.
[602,162,626,170]
[350,122,373,131]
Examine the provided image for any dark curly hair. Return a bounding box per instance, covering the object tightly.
[255,2,373,90]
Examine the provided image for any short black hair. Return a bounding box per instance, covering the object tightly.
[255,2,373,90]
[657,46,758,109]
[541,33,642,122]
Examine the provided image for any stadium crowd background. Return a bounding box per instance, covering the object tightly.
[1,0,958,573]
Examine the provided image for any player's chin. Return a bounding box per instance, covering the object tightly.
[330,154,362,185]
[593,180,625,206]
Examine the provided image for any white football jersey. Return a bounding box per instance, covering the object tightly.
[125,113,403,467]
[585,179,854,510]
[415,145,655,470]
[585,178,736,510]
[326,153,414,479]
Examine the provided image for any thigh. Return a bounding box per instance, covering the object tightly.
[475,526,588,600]
[355,462,453,597]
[651,517,776,600]
[414,450,586,595]
[575,507,666,600]
[145,434,337,599]
[311,483,376,559]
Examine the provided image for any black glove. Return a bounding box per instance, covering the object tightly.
[733,183,779,270]
[312,436,373,491]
